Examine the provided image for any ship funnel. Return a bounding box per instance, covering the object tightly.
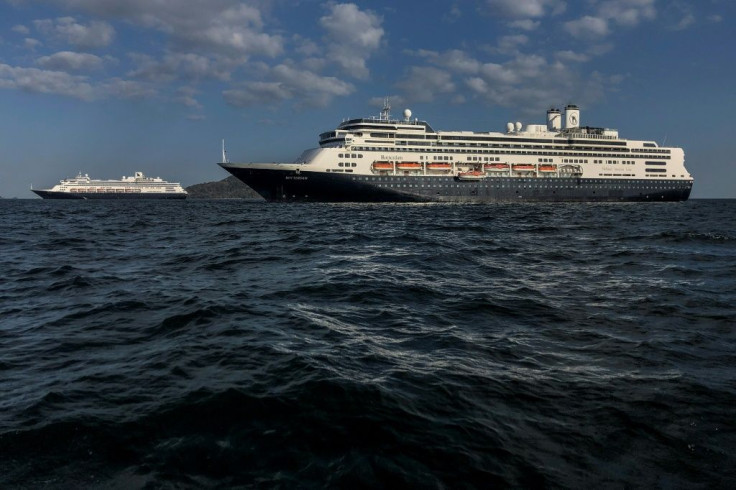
[565,104,580,129]
[547,108,561,131]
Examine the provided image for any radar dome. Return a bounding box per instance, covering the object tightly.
[506,122,514,132]
[403,109,412,119]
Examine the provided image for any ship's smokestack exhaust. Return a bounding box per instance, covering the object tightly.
[565,104,580,130]
[547,108,561,131]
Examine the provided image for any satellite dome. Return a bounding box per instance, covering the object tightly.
[404,109,412,119]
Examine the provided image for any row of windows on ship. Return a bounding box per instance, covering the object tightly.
[330,138,671,153]
[348,176,688,190]
[329,167,679,177]
[337,148,670,159]
[337,154,650,165]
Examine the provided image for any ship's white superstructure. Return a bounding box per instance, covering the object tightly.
[220,102,693,202]
[32,171,187,199]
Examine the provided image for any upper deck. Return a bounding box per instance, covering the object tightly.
[317,102,671,158]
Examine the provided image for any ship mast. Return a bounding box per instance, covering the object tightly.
[380,97,391,121]
[222,139,229,163]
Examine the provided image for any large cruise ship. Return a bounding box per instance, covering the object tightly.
[32,171,187,199]
[220,101,693,202]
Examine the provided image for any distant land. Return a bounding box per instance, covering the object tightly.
[185,176,262,199]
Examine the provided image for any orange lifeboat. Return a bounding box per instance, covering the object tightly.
[484,163,509,171]
[427,162,452,170]
[372,161,394,170]
[396,161,422,170]
[538,164,558,172]
[512,164,536,171]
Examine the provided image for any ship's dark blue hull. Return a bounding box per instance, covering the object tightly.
[224,167,693,202]
[32,190,187,200]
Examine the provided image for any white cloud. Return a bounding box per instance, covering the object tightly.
[183,4,283,58]
[498,34,529,54]
[414,49,480,74]
[0,62,154,100]
[0,63,96,100]
[224,64,355,108]
[24,38,42,50]
[464,57,611,114]
[509,19,540,31]
[33,17,114,49]
[396,66,455,103]
[466,77,488,94]
[34,1,282,58]
[223,81,291,107]
[399,47,621,114]
[478,62,519,85]
[5,1,366,110]
[564,0,656,39]
[671,14,695,30]
[99,78,155,99]
[293,35,320,57]
[176,86,202,109]
[320,3,383,79]
[444,4,462,23]
[555,50,590,63]
[271,64,355,105]
[587,43,614,57]
[598,0,656,27]
[12,25,30,35]
[36,51,105,71]
[483,0,565,19]
[564,16,610,38]
[127,52,231,82]
[662,2,696,31]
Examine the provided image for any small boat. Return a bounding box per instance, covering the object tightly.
[427,162,452,169]
[512,164,536,172]
[372,161,394,170]
[484,163,509,171]
[457,170,485,181]
[538,164,558,172]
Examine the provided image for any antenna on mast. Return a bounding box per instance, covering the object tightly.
[222,139,229,163]
[380,97,391,121]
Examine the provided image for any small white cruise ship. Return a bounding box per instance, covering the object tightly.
[219,100,693,202]
[32,171,187,199]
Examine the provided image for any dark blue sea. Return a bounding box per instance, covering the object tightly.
[1,199,734,488]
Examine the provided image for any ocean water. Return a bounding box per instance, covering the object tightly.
[0,199,734,488]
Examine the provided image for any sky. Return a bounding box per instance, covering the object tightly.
[0,0,733,198]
